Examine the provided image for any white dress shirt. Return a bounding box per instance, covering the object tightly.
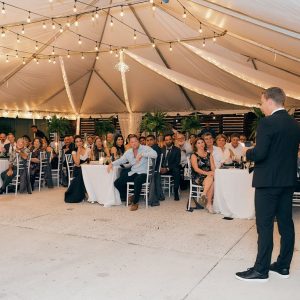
[226,142,244,160]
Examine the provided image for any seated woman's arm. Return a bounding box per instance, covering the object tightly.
[104,147,110,158]
[72,151,81,167]
[191,154,209,176]
[210,154,216,172]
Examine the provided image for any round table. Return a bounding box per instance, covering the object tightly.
[0,159,9,187]
[81,162,121,207]
[213,168,255,219]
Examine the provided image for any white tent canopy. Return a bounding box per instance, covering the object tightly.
[0,0,299,119]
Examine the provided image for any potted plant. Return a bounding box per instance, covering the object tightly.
[181,114,201,134]
[95,119,115,138]
[140,112,168,137]
[47,115,71,137]
[250,107,265,140]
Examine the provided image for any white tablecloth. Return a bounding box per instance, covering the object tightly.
[213,169,255,219]
[0,159,9,187]
[81,162,121,207]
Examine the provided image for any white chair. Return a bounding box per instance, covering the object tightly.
[65,154,74,187]
[126,157,155,208]
[293,192,300,207]
[159,153,174,198]
[187,157,204,210]
[37,151,50,191]
[51,150,63,187]
[6,153,31,195]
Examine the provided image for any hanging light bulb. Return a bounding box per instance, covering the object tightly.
[35,41,39,50]
[33,56,37,62]
[115,50,118,58]
[36,59,39,65]
[15,51,19,58]
[53,57,56,64]
[133,30,137,40]
[6,55,9,63]
[67,50,70,58]
[199,22,203,33]
[95,9,99,19]
[67,19,71,27]
[27,11,31,23]
[1,3,6,14]
[152,3,156,11]
[110,17,113,27]
[59,25,63,33]
[202,38,206,47]
[213,32,216,42]
[52,19,56,29]
[149,0,154,3]
[109,45,113,54]
[42,21,47,29]
[17,34,20,43]
[22,57,26,65]
[48,56,51,63]
[96,53,99,60]
[75,16,79,27]
[182,8,187,19]
[95,42,99,51]
[1,27,5,38]
[120,6,124,17]
[52,46,55,55]
[169,42,172,51]
[91,13,95,22]
[73,0,77,12]
[78,35,82,44]
[21,24,25,34]
[81,52,85,59]
[152,39,155,48]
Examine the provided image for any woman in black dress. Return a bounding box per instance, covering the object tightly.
[65,136,90,203]
[29,138,42,191]
[110,134,125,160]
[191,137,215,213]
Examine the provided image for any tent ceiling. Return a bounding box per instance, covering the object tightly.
[0,0,299,117]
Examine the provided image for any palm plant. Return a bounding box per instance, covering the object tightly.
[250,107,265,139]
[140,112,168,136]
[181,114,201,134]
[47,115,71,137]
[95,119,114,138]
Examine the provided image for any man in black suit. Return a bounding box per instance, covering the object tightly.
[31,125,46,140]
[236,87,300,282]
[160,134,181,200]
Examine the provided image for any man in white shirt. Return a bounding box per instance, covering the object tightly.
[203,133,223,168]
[226,133,245,161]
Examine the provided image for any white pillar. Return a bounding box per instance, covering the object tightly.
[76,116,80,135]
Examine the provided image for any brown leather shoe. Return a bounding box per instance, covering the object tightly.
[128,195,134,205]
[130,203,139,211]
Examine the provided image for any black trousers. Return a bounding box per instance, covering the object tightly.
[1,167,17,190]
[254,187,295,274]
[114,169,147,204]
[166,167,180,196]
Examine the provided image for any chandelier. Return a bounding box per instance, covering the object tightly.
[115,61,130,73]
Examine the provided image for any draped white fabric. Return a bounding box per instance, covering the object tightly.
[118,113,143,139]
[181,42,300,101]
[124,50,256,107]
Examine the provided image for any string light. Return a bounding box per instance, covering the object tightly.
[152,40,155,48]
[59,25,63,33]
[75,16,79,27]
[182,8,187,19]
[169,42,172,51]
[202,38,206,47]
[120,6,124,17]
[199,22,203,34]
[48,56,51,63]
[91,13,95,22]
[78,35,82,44]
[95,42,99,51]
[1,3,5,14]
[67,50,70,58]
[17,34,20,43]
[109,45,113,54]
[27,11,31,23]
[6,55,9,63]
[15,50,19,58]
[149,0,154,3]
[52,46,55,55]
[213,32,216,42]
[96,52,99,60]
[81,52,85,59]
[67,19,71,27]
[53,57,56,64]
[52,19,56,29]
[110,17,113,27]
[21,24,25,34]
[133,30,137,40]
[152,3,156,11]
[36,58,39,64]
[33,56,37,62]
[22,57,26,64]
[95,9,99,19]
[73,0,77,13]
[1,27,5,38]
[115,50,118,58]
[42,21,47,29]
[35,41,38,50]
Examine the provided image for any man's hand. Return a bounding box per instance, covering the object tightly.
[7,169,13,177]
[136,153,143,162]
[107,163,113,173]
[160,167,168,174]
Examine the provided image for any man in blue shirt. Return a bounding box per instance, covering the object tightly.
[107,135,157,211]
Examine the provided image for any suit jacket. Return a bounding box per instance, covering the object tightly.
[247,110,300,188]
[4,143,15,155]
[161,145,181,170]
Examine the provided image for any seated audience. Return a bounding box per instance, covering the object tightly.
[91,137,110,160]
[65,136,91,203]
[215,134,232,165]
[139,136,146,146]
[0,132,8,153]
[226,133,244,161]
[111,134,125,160]
[104,132,114,151]
[62,136,75,154]
[108,135,157,211]
[22,135,32,149]
[3,133,16,157]
[189,134,196,147]
[29,138,42,191]
[239,134,247,146]
[160,134,181,200]
[86,136,94,149]
[0,138,30,194]
[191,137,215,213]
[146,134,162,170]
[31,125,46,140]
[203,132,223,169]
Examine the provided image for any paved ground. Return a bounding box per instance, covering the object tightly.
[0,188,299,300]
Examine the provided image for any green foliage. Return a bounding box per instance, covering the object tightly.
[47,115,71,136]
[95,120,114,137]
[181,115,201,134]
[0,118,14,134]
[140,112,168,136]
[250,107,265,139]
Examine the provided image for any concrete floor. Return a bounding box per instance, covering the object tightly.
[0,188,299,300]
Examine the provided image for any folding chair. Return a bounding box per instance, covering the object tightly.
[65,154,74,187]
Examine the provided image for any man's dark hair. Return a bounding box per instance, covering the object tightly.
[202,132,213,139]
[164,134,172,140]
[31,125,38,129]
[230,133,240,139]
[146,134,156,140]
[262,87,286,106]
[139,136,146,141]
